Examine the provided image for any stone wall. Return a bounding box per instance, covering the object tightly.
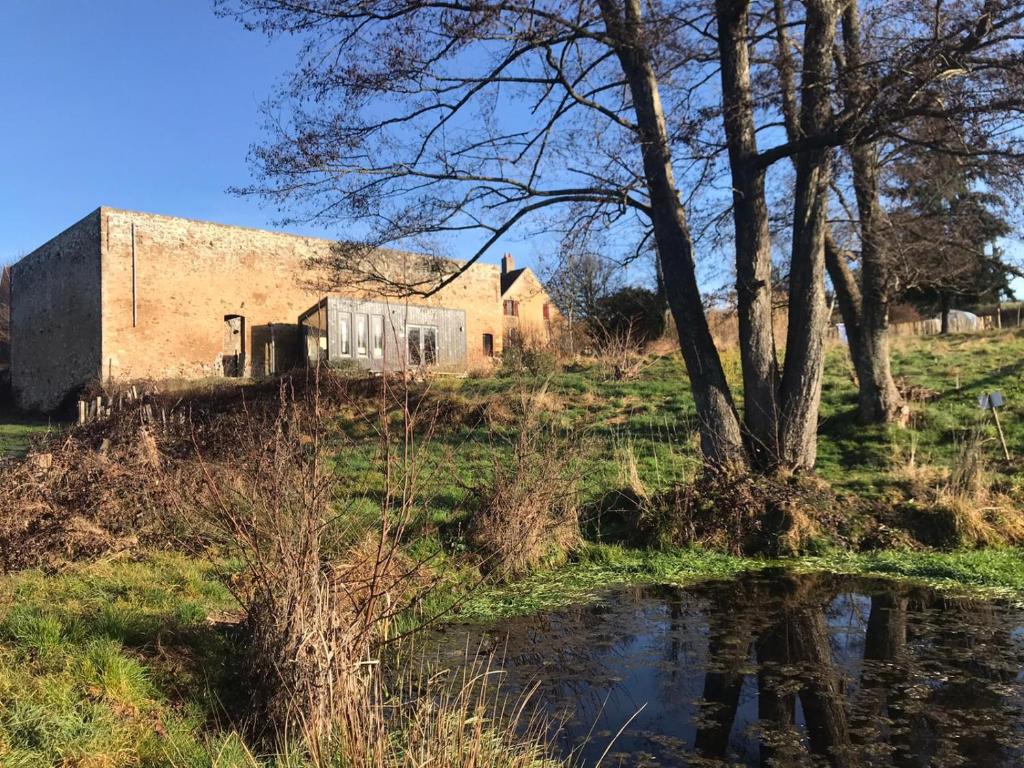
[98,208,504,383]
[502,267,557,345]
[11,211,103,411]
[0,266,10,370]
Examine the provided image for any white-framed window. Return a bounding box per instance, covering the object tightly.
[355,313,368,356]
[339,315,351,356]
[371,315,384,359]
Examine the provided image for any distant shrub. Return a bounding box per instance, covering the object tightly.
[590,286,665,346]
[498,342,559,378]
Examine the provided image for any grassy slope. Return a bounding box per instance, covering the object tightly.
[0,418,54,458]
[2,330,1024,765]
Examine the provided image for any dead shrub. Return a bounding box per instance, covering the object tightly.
[498,334,561,378]
[164,384,431,757]
[0,426,165,572]
[593,324,653,381]
[600,470,842,556]
[904,430,1024,548]
[466,386,587,579]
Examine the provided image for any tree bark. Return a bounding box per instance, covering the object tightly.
[715,0,781,470]
[779,0,839,470]
[838,0,906,424]
[599,0,749,471]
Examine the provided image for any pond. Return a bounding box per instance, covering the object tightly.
[427,570,1024,766]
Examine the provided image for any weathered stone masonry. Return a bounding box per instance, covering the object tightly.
[11,211,103,411]
[12,207,553,412]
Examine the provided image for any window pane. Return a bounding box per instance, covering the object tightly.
[371,315,384,359]
[407,327,421,366]
[356,314,368,356]
[423,326,437,365]
[339,316,351,356]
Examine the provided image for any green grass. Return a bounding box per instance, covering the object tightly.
[3,329,1024,764]
[3,546,1023,766]
[329,330,1024,555]
[814,330,1024,498]
[0,552,240,767]
[0,416,54,458]
[792,548,1024,601]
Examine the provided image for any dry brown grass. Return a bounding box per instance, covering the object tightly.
[466,386,587,580]
[331,652,570,768]
[893,430,1024,548]
[158,381,441,757]
[163,380,573,764]
[930,434,1024,547]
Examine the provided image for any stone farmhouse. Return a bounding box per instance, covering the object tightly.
[9,207,558,412]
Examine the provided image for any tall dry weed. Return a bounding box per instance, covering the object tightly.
[166,382,429,757]
[466,385,587,579]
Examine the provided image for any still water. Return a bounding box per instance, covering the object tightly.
[428,570,1024,766]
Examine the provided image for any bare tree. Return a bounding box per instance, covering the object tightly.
[815,0,1024,422]
[222,0,1024,473]
[541,247,621,351]
[221,0,753,468]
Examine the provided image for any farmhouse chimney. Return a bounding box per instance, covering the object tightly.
[501,253,515,274]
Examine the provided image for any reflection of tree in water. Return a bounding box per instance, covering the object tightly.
[692,572,1024,768]
[694,572,852,767]
[428,572,1024,767]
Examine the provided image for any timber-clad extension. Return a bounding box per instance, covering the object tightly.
[9,207,557,412]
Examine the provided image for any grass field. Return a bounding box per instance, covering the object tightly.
[1,329,1023,765]
[0,415,54,458]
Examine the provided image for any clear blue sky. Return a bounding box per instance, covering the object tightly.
[2,2,1019,297]
[0,1,554,275]
[1,1,370,266]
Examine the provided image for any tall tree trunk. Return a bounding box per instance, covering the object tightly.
[940,293,951,334]
[599,0,748,471]
[825,234,864,363]
[715,0,781,470]
[839,0,905,424]
[779,0,839,470]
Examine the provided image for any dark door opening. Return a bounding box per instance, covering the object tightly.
[223,314,245,376]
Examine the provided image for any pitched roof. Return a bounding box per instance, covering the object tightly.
[500,267,526,295]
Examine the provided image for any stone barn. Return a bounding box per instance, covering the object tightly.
[10,207,558,412]
[0,266,10,376]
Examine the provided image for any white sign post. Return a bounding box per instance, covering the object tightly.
[979,392,1011,461]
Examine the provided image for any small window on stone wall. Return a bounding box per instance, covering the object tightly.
[482,333,494,357]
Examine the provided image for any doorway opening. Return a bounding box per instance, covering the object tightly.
[223,314,245,376]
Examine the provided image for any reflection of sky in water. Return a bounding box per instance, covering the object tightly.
[426,572,1024,767]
